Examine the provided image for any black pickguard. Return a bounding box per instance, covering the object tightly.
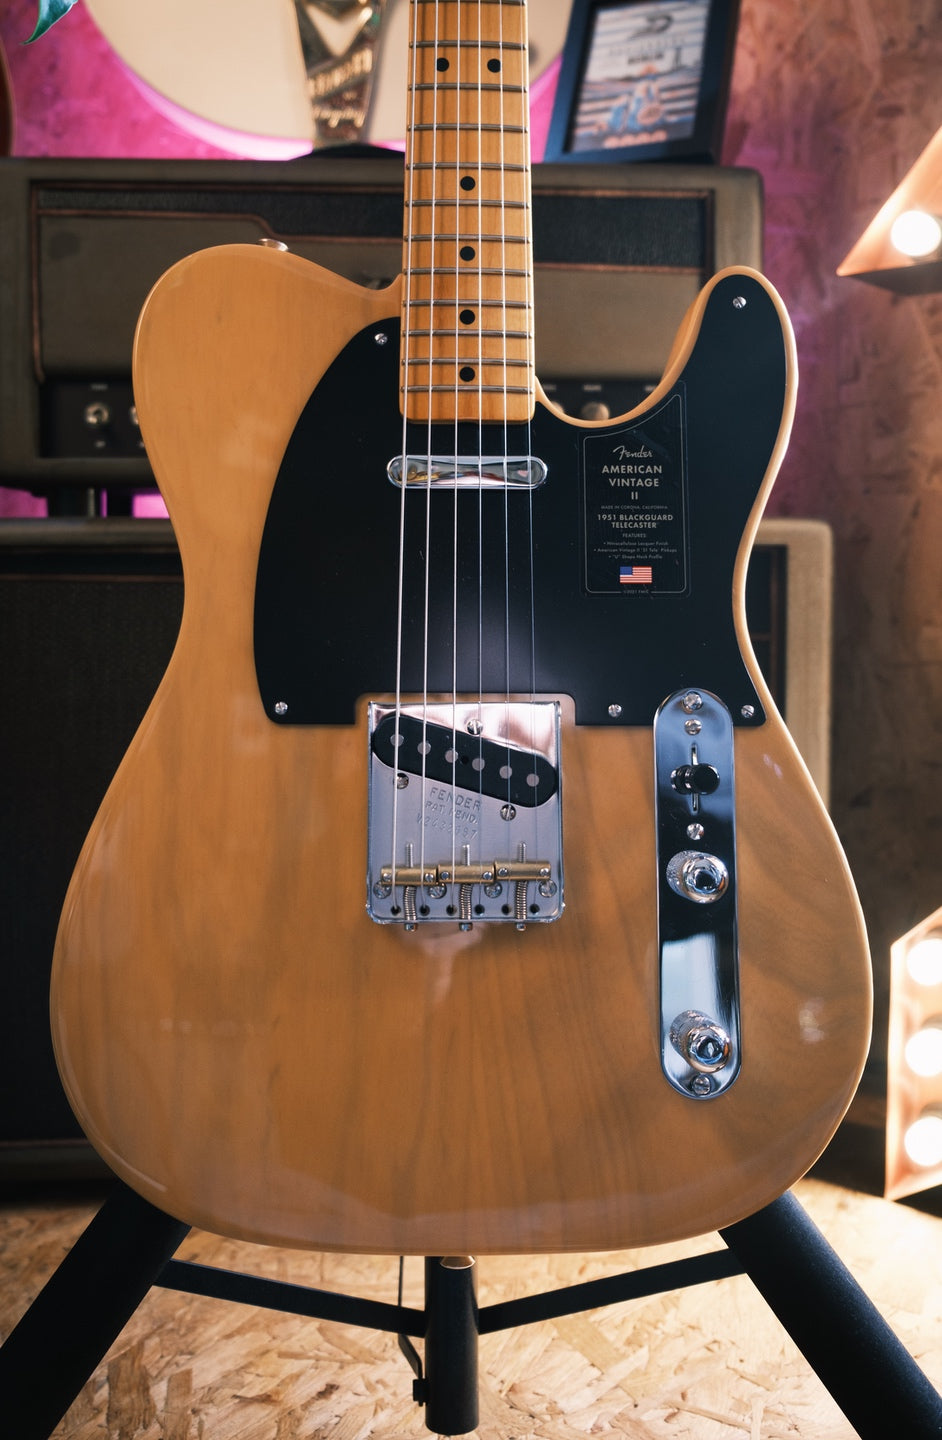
[255,273,786,727]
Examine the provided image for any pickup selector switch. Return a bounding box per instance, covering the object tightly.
[671,762,720,796]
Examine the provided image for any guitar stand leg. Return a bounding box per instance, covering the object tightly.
[421,1256,479,1436]
[0,1181,190,1440]
[720,1192,942,1439]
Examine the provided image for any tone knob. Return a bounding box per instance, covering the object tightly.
[669,1010,732,1073]
[666,850,729,903]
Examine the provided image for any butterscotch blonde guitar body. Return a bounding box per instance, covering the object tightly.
[51,245,871,1255]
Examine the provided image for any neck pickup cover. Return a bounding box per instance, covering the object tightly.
[387,453,546,488]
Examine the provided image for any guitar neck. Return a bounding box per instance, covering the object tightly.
[401,0,535,426]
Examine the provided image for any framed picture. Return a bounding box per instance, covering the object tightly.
[544,0,740,165]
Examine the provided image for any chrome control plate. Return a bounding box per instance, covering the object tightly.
[367,700,563,928]
[654,689,740,1098]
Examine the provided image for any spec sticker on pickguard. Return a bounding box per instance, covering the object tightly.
[582,392,689,595]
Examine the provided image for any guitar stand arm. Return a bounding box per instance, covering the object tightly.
[1,1180,941,1440]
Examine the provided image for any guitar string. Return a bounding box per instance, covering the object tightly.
[521,0,540,871]
[449,0,465,893]
[391,0,427,904]
[499,0,512,821]
[419,0,442,895]
[471,0,487,883]
[478,1,492,847]
[390,0,414,901]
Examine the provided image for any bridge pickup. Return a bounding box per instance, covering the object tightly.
[370,710,558,808]
[367,700,564,928]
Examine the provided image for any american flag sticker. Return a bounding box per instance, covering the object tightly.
[619,565,653,585]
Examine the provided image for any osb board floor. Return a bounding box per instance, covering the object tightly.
[1,1177,941,1440]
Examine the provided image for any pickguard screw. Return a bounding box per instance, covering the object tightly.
[374,332,389,345]
[467,718,484,736]
[732,295,747,310]
[607,703,623,718]
[741,704,756,719]
[396,772,409,789]
[274,700,288,716]
[500,805,516,822]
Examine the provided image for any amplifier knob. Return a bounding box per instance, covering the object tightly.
[83,401,111,428]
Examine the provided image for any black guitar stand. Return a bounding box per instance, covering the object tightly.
[1,1180,941,1439]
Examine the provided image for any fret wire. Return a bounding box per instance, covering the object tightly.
[409,264,529,275]
[409,233,527,242]
[404,385,533,395]
[406,356,531,366]
[410,162,527,172]
[409,326,535,334]
[411,39,526,49]
[410,85,525,94]
[407,199,529,209]
[411,124,526,134]
[406,298,532,309]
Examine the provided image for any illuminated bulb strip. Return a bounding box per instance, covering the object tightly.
[905,935,942,986]
[904,1021,942,1078]
[889,209,942,259]
[904,1110,942,1168]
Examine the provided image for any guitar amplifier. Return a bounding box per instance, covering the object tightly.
[0,153,762,509]
[0,514,830,1179]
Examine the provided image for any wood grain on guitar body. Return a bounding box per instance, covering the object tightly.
[51,0,872,1256]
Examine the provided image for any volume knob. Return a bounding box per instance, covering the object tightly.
[666,850,729,903]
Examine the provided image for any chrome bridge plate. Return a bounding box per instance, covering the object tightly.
[367,700,563,927]
[654,689,740,1099]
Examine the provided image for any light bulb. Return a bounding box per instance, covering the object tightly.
[904,1112,942,1168]
[889,209,942,259]
[904,1022,942,1077]
[905,936,942,986]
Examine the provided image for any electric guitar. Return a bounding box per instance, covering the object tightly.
[51,0,872,1256]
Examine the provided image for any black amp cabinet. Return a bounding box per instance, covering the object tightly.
[0,153,762,510]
